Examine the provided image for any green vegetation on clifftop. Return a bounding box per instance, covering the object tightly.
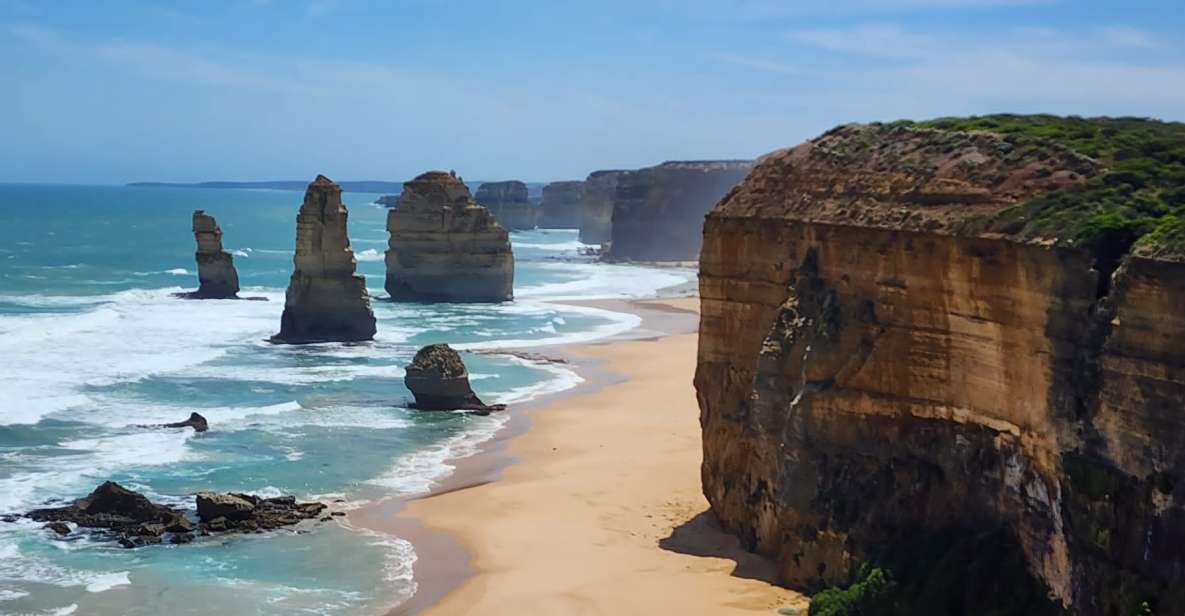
[901,114,1185,260]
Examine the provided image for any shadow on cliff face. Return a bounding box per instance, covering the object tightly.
[658,509,784,586]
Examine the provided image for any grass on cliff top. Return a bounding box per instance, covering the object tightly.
[895,114,1185,261]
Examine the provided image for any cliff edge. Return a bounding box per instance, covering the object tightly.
[696,115,1185,615]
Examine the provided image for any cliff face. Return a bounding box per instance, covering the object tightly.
[385,171,514,302]
[696,122,1185,614]
[190,210,239,298]
[475,181,535,230]
[579,170,626,244]
[272,175,376,343]
[608,160,751,262]
[538,181,585,229]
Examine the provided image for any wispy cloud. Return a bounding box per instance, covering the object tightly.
[708,52,804,75]
[786,23,935,57]
[1100,26,1156,48]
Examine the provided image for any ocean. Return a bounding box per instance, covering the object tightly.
[0,184,695,615]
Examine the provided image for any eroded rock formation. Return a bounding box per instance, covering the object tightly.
[404,343,504,413]
[696,120,1185,614]
[272,175,376,343]
[385,171,514,302]
[607,160,751,261]
[189,210,239,298]
[579,170,626,244]
[475,180,535,230]
[538,181,585,228]
[138,412,208,432]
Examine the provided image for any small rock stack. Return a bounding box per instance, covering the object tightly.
[385,171,514,303]
[190,210,239,298]
[404,343,504,413]
[475,180,536,230]
[538,181,585,229]
[272,175,377,343]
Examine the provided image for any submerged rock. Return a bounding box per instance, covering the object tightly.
[475,180,536,230]
[405,344,505,413]
[272,175,377,343]
[538,181,585,229]
[385,171,514,302]
[25,482,327,548]
[186,210,240,298]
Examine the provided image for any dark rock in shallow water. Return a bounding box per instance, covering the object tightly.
[24,482,327,548]
[405,344,505,413]
[140,412,208,432]
[44,522,70,536]
[272,175,377,344]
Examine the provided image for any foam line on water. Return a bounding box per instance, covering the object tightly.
[454,301,641,350]
[516,262,695,300]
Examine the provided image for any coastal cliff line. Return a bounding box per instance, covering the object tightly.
[695,115,1185,615]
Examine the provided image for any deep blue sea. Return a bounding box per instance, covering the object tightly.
[0,184,695,615]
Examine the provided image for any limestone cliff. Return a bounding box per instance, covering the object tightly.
[607,160,751,261]
[475,181,535,230]
[538,181,585,229]
[385,171,514,302]
[579,170,626,244]
[696,118,1185,615]
[189,210,239,298]
[272,175,376,343]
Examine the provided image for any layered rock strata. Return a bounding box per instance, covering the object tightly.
[607,160,751,261]
[579,170,626,244]
[385,171,514,302]
[404,343,505,413]
[475,180,535,230]
[272,175,376,343]
[696,121,1185,614]
[189,210,239,298]
[538,181,585,228]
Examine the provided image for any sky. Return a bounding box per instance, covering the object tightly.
[2,0,1183,184]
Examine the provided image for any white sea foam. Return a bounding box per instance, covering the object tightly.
[517,262,694,300]
[455,301,641,350]
[0,287,284,426]
[0,542,130,595]
[164,268,189,275]
[512,240,588,251]
[355,249,384,262]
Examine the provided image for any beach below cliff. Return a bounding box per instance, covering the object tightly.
[355,297,805,614]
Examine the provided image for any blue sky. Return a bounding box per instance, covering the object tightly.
[2,0,1183,184]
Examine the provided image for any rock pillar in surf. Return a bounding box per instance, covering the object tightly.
[190,210,240,298]
[272,175,376,343]
[385,171,514,302]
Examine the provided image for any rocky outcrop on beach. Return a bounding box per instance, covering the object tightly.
[606,160,751,262]
[579,170,626,244]
[272,175,377,343]
[385,171,514,302]
[475,181,535,230]
[405,343,504,413]
[188,210,239,298]
[538,181,585,228]
[696,118,1185,614]
[25,481,328,548]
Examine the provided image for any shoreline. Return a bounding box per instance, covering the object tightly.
[350,297,806,614]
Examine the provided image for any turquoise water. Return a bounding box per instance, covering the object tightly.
[0,184,695,615]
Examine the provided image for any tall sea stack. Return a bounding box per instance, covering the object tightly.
[696,117,1185,614]
[607,160,751,261]
[385,171,514,302]
[538,181,585,229]
[189,210,239,298]
[578,170,626,244]
[475,181,535,230]
[272,175,376,343]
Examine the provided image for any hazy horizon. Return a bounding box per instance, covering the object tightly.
[3,0,1183,184]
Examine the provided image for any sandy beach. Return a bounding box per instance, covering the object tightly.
[364,297,806,614]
